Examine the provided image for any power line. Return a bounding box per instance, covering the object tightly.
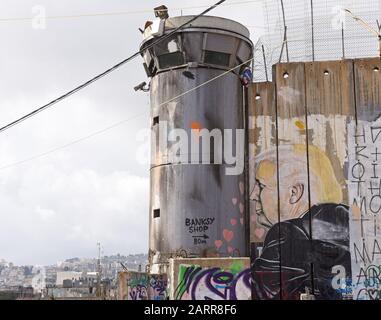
[0,57,254,172]
[344,9,381,38]
[0,0,226,135]
[0,0,261,22]
[0,113,147,172]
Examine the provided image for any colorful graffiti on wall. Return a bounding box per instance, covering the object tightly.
[348,118,381,300]
[128,273,149,300]
[174,261,251,300]
[250,144,352,300]
[127,273,168,300]
[149,275,168,300]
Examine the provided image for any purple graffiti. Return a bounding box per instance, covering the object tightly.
[149,276,168,300]
[175,266,252,300]
[129,284,148,300]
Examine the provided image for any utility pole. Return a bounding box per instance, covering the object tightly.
[96,242,102,298]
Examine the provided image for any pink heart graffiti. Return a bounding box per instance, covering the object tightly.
[215,240,223,249]
[255,228,266,239]
[223,229,234,243]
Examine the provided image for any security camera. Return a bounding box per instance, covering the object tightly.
[134,82,147,92]
[134,82,150,92]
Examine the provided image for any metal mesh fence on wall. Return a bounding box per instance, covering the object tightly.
[253,0,381,82]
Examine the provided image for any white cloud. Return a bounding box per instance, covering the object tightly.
[35,206,56,221]
[0,164,149,265]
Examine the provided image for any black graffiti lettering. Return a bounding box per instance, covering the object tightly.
[370,195,381,214]
[356,265,381,289]
[372,163,379,179]
[194,238,207,245]
[372,240,381,262]
[364,265,380,288]
[355,127,366,144]
[352,180,366,197]
[353,211,371,238]
[352,162,366,196]
[189,226,209,234]
[375,217,378,237]
[185,218,215,227]
[353,197,368,215]
[352,162,365,180]
[356,288,381,300]
[356,146,369,159]
[371,127,381,144]
[356,267,368,286]
[185,217,215,236]
[372,148,381,163]
[354,241,371,265]
[368,268,379,287]
[369,179,381,196]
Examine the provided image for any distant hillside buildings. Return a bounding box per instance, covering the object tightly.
[0,254,148,300]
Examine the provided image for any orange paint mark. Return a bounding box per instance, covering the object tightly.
[190,121,202,132]
[295,120,305,130]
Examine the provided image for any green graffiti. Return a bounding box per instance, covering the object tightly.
[229,261,245,275]
[176,264,200,299]
[129,274,149,287]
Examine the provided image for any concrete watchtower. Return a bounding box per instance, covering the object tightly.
[140,11,253,274]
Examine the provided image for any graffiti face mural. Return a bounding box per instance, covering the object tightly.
[252,145,344,228]
[251,144,352,300]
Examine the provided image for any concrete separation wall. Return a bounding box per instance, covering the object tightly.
[249,58,381,300]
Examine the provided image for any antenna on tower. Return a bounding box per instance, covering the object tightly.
[96,242,102,298]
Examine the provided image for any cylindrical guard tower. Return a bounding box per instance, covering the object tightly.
[140,15,253,274]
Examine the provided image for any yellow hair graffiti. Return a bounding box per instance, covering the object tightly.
[294,144,343,203]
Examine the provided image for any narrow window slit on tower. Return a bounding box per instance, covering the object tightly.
[153,209,161,218]
[153,116,159,126]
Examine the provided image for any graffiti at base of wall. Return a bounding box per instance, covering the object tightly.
[174,262,251,300]
[128,273,149,300]
[128,273,168,300]
[149,275,168,300]
[250,145,352,300]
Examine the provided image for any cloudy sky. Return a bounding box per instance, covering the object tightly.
[0,0,265,266]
